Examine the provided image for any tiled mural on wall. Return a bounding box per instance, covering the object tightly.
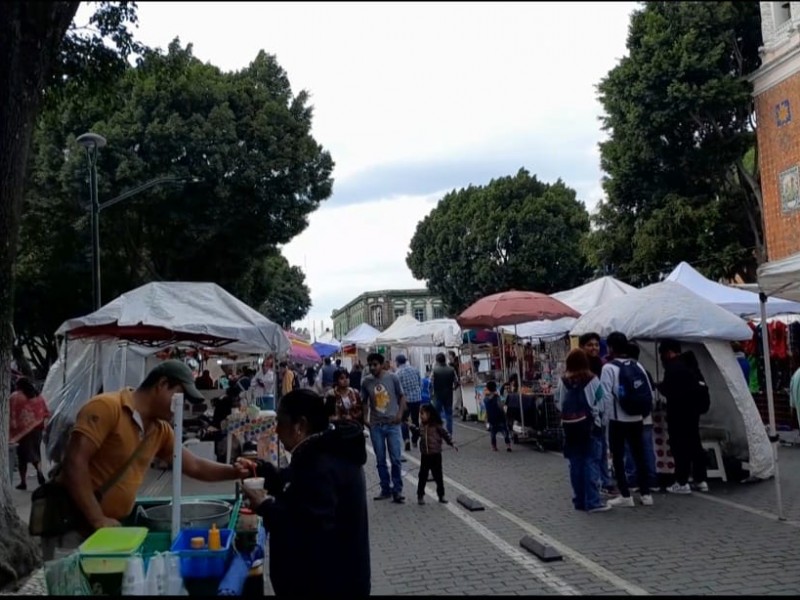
[779,165,800,212]
[776,99,792,127]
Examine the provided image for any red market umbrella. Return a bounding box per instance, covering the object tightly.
[456,290,580,329]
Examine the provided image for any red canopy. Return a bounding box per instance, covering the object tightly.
[456,290,580,329]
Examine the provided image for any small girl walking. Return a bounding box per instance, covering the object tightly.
[417,404,458,505]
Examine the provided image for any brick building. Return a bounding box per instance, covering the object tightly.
[752,2,800,260]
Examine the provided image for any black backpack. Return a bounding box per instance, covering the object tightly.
[559,378,593,447]
[612,359,653,417]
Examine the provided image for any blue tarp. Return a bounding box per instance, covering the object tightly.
[312,341,339,358]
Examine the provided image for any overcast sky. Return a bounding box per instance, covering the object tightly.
[88,1,636,336]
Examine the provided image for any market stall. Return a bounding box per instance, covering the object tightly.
[340,322,381,368]
[757,249,800,520]
[457,290,580,442]
[571,280,775,484]
[41,281,289,595]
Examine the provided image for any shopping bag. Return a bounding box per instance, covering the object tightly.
[44,552,92,596]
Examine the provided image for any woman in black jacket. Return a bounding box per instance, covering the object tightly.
[239,389,370,597]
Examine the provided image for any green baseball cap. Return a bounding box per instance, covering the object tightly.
[149,359,204,403]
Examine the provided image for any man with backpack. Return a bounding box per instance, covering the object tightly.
[658,339,709,494]
[600,332,654,507]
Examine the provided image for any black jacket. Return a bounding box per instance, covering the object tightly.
[254,420,370,597]
[658,351,703,426]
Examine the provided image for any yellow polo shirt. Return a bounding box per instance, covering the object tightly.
[71,388,174,520]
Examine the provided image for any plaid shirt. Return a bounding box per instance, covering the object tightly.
[396,364,422,403]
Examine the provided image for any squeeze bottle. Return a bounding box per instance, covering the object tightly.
[208,523,222,551]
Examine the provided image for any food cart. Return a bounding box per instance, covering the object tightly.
[41,282,290,595]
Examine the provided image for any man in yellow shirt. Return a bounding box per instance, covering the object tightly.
[43,360,250,559]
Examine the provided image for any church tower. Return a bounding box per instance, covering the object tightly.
[751,2,800,260]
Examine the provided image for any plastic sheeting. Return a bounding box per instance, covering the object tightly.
[56,281,290,356]
[42,339,164,461]
[636,341,774,480]
[757,250,800,303]
[667,261,800,316]
[571,281,753,342]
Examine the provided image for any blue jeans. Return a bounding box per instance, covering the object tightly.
[593,428,614,490]
[489,423,510,447]
[568,447,603,511]
[436,402,453,436]
[624,424,658,488]
[370,422,403,496]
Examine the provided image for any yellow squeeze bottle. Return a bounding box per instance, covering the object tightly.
[208,523,222,551]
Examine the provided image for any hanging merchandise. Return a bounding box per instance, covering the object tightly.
[769,321,789,360]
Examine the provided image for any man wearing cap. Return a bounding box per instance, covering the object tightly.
[45,360,251,559]
[395,354,422,451]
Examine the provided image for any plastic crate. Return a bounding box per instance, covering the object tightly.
[79,527,148,574]
[170,528,233,579]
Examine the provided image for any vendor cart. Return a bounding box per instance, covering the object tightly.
[41,282,289,596]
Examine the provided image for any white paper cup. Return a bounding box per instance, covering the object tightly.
[243,477,264,490]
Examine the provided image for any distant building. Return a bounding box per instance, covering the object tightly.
[331,288,446,340]
[751,2,800,260]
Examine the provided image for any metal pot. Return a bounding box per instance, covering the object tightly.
[136,499,232,533]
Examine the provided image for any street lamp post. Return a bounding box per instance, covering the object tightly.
[76,132,106,311]
[77,132,192,310]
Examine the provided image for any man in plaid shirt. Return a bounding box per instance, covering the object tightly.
[395,355,422,451]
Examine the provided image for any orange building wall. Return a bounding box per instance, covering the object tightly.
[755,73,800,261]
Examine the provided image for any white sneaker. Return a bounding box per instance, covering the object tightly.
[588,504,612,513]
[640,494,654,506]
[694,481,709,493]
[666,483,692,494]
[608,495,635,507]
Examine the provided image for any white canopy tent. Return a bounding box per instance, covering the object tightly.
[756,250,800,521]
[666,261,800,317]
[758,251,800,303]
[374,314,421,346]
[316,330,341,347]
[341,322,381,348]
[56,281,291,355]
[503,276,637,339]
[571,280,774,484]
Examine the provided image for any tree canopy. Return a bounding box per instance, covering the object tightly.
[0,0,145,585]
[589,1,763,285]
[16,39,326,370]
[407,169,590,314]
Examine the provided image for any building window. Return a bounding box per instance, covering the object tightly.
[413,307,426,322]
[775,2,792,27]
[394,308,405,320]
[371,305,383,328]
[433,305,445,319]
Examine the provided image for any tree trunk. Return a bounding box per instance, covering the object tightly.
[0,2,80,587]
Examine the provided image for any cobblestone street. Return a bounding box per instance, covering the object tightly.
[7,420,800,595]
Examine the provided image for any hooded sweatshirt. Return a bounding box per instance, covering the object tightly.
[255,420,370,597]
[658,351,704,427]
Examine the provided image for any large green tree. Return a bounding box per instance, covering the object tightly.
[236,251,312,329]
[0,1,143,584]
[589,1,763,284]
[16,39,328,370]
[407,169,590,314]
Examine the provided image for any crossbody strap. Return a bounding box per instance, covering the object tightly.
[96,429,156,498]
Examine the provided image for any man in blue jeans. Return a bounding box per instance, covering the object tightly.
[624,342,658,490]
[362,352,408,504]
[431,352,458,436]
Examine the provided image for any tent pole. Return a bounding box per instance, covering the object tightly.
[171,392,184,542]
[759,293,784,520]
